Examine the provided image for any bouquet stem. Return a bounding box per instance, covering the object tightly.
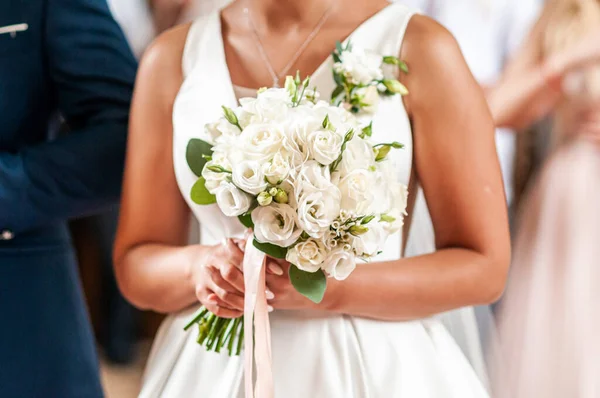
[184,307,244,356]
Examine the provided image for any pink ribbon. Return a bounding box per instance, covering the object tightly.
[243,239,274,398]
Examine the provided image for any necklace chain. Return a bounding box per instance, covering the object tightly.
[244,1,337,88]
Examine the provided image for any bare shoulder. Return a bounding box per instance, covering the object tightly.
[136,23,193,103]
[402,14,464,74]
[401,15,478,111]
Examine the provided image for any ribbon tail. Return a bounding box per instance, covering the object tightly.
[243,239,274,398]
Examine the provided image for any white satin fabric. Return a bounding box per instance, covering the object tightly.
[139,4,488,397]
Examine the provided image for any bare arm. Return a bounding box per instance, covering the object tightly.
[485,8,563,130]
[113,26,198,313]
[268,17,511,321]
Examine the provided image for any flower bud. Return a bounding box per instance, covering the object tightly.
[349,225,369,236]
[258,191,273,206]
[383,79,409,95]
[268,187,278,197]
[273,189,289,204]
[375,146,391,162]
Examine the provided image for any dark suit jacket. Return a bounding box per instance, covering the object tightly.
[0,1,137,396]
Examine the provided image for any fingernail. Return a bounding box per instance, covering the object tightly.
[267,305,274,313]
[207,294,218,304]
[268,263,284,276]
[265,290,275,300]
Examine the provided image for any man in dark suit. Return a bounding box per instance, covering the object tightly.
[0,0,137,397]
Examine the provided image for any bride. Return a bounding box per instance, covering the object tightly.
[114,0,509,396]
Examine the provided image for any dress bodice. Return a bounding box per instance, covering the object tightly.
[173,4,415,261]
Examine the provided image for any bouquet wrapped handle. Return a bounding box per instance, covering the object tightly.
[243,238,274,398]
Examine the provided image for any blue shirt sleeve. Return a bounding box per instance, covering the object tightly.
[0,0,137,235]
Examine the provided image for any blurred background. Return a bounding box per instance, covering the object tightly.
[74,0,598,396]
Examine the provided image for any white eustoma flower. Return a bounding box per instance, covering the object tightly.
[240,123,285,163]
[323,247,357,281]
[381,182,408,234]
[263,151,292,185]
[306,128,343,166]
[205,117,241,143]
[232,160,268,195]
[338,137,376,176]
[201,153,232,194]
[215,182,252,217]
[334,48,384,85]
[252,203,302,247]
[294,161,334,199]
[286,239,327,273]
[350,222,386,257]
[338,169,374,213]
[296,189,341,238]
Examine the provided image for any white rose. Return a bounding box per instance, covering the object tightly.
[307,128,343,166]
[263,151,292,185]
[355,85,380,113]
[232,160,268,195]
[323,248,357,281]
[215,182,252,217]
[350,222,387,257]
[252,203,302,247]
[286,239,327,273]
[240,123,285,163]
[338,169,374,213]
[201,153,231,194]
[297,190,341,238]
[338,137,376,176]
[294,161,334,199]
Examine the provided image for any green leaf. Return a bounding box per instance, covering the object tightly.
[330,85,344,103]
[190,177,217,205]
[361,122,373,138]
[361,215,376,225]
[333,70,344,86]
[335,41,344,55]
[186,139,214,177]
[289,265,327,304]
[253,239,288,259]
[238,213,254,229]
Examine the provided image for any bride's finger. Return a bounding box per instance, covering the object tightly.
[207,283,244,311]
[204,296,243,319]
[207,265,243,294]
[224,239,244,268]
[265,259,284,275]
[220,263,245,293]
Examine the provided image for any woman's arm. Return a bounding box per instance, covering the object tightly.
[113,26,247,316]
[149,0,190,34]
[267,17,511,322]
[485,8,563,130]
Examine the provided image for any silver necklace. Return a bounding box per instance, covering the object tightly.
[244,1,337,88]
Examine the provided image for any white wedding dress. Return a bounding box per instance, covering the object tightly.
[139,4,489,397]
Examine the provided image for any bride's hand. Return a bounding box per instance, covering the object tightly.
[265,260,321,311]
[192,238,246,318]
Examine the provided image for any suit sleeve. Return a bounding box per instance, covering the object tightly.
[0,0,137,235]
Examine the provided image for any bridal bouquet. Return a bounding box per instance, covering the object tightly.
[184,45,409,356]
